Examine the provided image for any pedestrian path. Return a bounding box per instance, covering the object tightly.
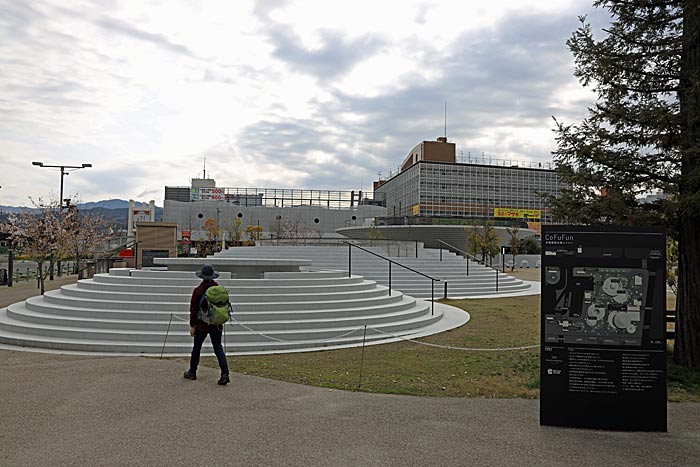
[0,349,697,467]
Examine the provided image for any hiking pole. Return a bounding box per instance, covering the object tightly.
[160,313,174,359]
[224,320,228,352]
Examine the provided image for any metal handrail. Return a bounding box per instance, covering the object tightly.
[77,239,138,278]
[343,241,446,314]
[256,237,420,257]
[436,239,500,292]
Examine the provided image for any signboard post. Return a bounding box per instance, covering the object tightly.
[540,225,667,431]
[181,230,191,256]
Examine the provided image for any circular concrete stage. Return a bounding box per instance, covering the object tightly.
[0,258,469,356]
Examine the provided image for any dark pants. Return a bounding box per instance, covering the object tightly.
[189,327,229,376]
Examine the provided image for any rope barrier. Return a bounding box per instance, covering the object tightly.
[168,313,365,344]
[230,318,365,344]
[167,315,538,351]
[365,325,538,351]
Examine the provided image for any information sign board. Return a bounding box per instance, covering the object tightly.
[494,208,541,219]
[540,225,667,431]
[190,187,224,201]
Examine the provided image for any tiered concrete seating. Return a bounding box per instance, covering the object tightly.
[215,245,532,298]
[0,266,468,355]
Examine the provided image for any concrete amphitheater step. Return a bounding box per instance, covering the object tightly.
[38,294,408,313]
[0,308,442,353]
[76,278,379,295]
[0,327,412,354]
[0,257,469,355]
[4,298,433,333]
[214,245,532,298]
[21,293,421,321]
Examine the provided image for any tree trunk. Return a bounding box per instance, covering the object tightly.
[38,262,45,295]
[674,2,700,368]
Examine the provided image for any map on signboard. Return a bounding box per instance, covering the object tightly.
[543,267,649,346]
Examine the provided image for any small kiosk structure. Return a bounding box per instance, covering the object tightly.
[135,222,177,268]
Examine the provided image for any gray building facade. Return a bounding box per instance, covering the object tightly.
[163,181,386,241]
[374,160,565,224]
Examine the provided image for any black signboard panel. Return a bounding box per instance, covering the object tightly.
[540,226,667,431]
[142,250,170,268]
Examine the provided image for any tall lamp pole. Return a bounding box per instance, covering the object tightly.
[31,161,92,277]
[31,161,92,207]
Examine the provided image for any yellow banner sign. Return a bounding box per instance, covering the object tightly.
[412,204,420,216]
[494,208,541,219]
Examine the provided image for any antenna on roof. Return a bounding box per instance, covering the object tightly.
[444,101,447,139]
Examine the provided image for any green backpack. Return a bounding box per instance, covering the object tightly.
[198,286,232,325]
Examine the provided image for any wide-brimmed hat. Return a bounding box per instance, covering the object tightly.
[196,264,220,280]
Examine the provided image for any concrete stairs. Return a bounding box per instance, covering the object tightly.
[0,268,467,355]
[215,245,531,298]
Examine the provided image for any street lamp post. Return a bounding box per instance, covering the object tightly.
[32,161,92,207]
[32,161,92,278]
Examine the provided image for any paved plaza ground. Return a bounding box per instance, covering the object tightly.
[1,269,699,466]
[1,349,699,467]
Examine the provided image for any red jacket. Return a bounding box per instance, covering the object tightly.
[189,280,223,332]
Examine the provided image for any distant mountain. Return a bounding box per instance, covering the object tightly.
[78,199,130,210]
[0,199,163,229]
[1,199,160,212]
[77,199,159,210]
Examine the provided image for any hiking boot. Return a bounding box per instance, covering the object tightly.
[183,370,197,380]
[217,374,230,385]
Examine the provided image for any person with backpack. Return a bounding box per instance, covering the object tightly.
[183,264,230,385]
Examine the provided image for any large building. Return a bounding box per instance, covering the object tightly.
[163,138,563,249]
[373,137,565,228]
[163,179,386,242]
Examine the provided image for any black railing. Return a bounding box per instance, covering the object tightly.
[344,242,446,314]
[78,239,137,278]
[256,237,421,258]
[436,239,501,292]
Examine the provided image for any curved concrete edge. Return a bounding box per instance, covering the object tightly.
[0,302,470,357]
[446,280,541,300]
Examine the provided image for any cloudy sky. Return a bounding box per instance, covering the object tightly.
[0,0,608,206]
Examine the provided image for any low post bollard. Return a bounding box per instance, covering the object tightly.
[431,280,434,315]
[440,246,443,262]
[495,269,499,292]
[348,243,352,277]
[7,250,13,287]
[444,281,447,299]
[388,262,392,296]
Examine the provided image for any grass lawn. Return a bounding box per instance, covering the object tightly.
[199,293,700,401]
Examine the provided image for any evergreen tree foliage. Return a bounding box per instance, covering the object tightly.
[551,0,700,367]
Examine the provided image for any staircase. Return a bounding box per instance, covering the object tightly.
[0,266,468,355]
[215,245,532,298]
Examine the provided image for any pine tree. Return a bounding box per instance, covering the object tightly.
[551,1,700,367]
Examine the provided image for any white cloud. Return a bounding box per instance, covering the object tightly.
[0,0,599,206]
